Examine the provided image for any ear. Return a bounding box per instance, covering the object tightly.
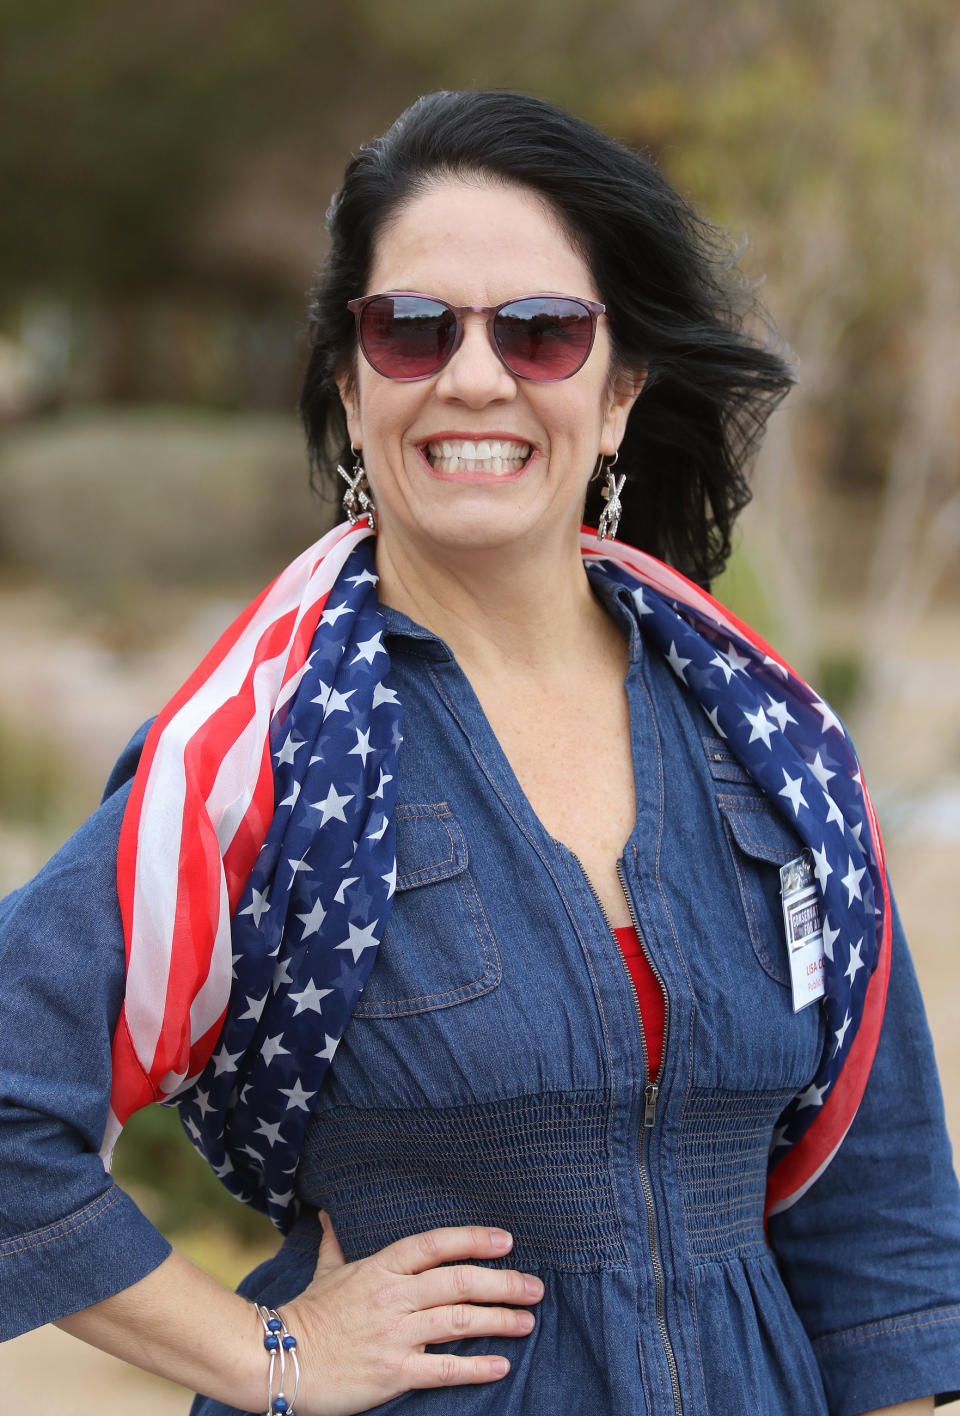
[599,368,646,457]
[335,369,363,450]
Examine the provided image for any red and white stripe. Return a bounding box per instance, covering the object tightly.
[103,519,373,1162]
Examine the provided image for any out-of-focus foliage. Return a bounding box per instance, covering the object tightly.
[3,0,957,493]
[115,1100,275,1246]
[0,407,328,607]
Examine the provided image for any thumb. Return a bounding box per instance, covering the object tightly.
[313,1209,347,1276]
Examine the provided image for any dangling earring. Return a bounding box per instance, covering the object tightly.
[596,450,625,542]
[336,444,377,530]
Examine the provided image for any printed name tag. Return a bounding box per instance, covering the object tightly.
[780,852,826,1013]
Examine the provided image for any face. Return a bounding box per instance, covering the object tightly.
[337,178,642,564]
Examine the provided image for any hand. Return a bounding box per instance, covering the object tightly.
[282,1212,544,1416]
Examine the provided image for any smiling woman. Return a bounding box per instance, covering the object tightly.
[1,90,959,1416]
[335,180,640,585]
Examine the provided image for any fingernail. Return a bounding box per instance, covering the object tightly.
[524,1276,544,1299]
[490,1229,512,1252]
[491,1357,510,1376]
[517,1310,535,1331]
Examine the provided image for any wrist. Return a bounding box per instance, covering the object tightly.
[183,1288,268,1413]
[254,1304,302,1416]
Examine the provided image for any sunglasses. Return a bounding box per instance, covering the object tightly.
[347,291,606,382]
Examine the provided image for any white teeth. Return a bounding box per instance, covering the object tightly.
[425,438,532,475]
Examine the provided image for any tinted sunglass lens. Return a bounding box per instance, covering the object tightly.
[495,298,595,380]
[360,296,456,378]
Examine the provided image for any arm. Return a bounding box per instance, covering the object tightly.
[864,1404,933,1415]
[0,746,542,1406]
[56,1216,543,1414]
[0,780,172,1336]
[768,895,960,1415]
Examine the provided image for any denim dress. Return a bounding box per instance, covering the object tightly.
[199,575,960,1415]
[2,571,960,1415]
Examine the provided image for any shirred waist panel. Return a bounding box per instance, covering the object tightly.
[678,1087,795,1264]
[298,1089,630,1272]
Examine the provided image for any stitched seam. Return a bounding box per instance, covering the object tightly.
[717,797,798,865]
[356,802,500,1014]
[354,874,498,1009]
[812,1304,960,1353]
[314,1093,613,1125]
[0,1186,123,1258]
[395,802,460,886]
[722,816,789,984]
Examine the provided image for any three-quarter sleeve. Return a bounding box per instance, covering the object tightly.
[769,894,960,1414]
[0,730,171,1339]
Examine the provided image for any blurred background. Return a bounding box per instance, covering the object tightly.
[2,0,958,1407]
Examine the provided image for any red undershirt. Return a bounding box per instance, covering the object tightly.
[612,925,665,1082]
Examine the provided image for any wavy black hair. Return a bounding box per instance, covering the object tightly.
[299,90,794,587]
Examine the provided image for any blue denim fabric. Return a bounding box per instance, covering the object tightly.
[2,570,959,1416]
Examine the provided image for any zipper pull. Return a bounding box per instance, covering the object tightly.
[643,1082,659,1128]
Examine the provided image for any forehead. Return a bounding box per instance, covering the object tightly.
[366,177,598,304]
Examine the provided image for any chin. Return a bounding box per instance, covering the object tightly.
[385,501,541,557]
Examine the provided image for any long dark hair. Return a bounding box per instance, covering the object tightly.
[299,90,794,587]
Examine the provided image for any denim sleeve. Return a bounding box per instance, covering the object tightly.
[0,722,172,1339]
[769,894,960,1414]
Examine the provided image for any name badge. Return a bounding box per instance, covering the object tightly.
[780,852,825,1013]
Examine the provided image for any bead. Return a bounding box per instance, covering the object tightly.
[272,1399,289,1413]
[263,1334,280,1351]
[282,1335,297,1349]
[267,1318,284,1332]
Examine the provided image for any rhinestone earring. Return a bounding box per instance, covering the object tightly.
[596,451,624,542]
[336,445,377,530]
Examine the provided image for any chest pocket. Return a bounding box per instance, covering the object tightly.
[351,802,501,1019]
[703,737,805,988]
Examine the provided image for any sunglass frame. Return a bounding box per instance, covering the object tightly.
[346,291,607,383]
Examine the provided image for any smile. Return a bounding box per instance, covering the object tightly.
[424,438,533,476]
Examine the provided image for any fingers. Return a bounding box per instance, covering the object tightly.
[382,1225,515,1276]
[404,1352,513,1387]
[417,1299,537,1345]
[408,1262,544,1314]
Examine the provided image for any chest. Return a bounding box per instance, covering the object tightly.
[470,663,638,927]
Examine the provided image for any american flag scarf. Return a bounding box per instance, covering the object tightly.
[107,519,889,1230]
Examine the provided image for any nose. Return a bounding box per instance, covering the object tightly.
[434,311,517,407]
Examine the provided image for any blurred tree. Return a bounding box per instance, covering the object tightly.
[1,0,957,640]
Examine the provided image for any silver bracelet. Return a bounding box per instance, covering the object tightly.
[255,1303,301,1416]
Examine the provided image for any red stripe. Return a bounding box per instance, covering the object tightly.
[222,746,274,907]
[117,578,338,1098]
[110,523,364,1118]
[110,1009,160,1118]
[186,1008,230,1085]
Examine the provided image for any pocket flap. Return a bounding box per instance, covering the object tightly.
[701,735,754,786]
[395,803,468,890]
[716,795,802,866]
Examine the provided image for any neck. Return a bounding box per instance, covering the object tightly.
[373,521,611,679]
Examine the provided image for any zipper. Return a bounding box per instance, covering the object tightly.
[569,848,683,1416]
[616,858,683,1416]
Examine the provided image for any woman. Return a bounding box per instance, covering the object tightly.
[1,90,959,1416]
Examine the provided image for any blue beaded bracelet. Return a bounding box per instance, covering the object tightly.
[255,1304,301,1416]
